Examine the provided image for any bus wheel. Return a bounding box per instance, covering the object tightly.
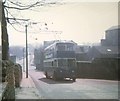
[72,78,76,82]
[58,78,63,81]
[53,72,57,81]
[45,72,50,79]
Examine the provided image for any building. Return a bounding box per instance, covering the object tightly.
[75,45,90,61]
[77,26,119,80]
[101,25,120,46]
[34,47,44,70]
[88,25,120,61]
[87,46,118,60]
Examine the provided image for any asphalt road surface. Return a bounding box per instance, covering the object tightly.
[29,69,118,99]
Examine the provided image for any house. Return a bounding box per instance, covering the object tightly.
[101,25,120,46]
[75,45,90,61]
[77,26,119,80]
[88,25,120,61]
[87,46,119,60]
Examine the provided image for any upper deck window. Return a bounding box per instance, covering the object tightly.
[57,44,66,51]
[56,43,74,51]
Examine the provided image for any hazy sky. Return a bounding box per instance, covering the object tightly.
[6,1,118,46]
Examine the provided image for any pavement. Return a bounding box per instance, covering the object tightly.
[15,72,41,99]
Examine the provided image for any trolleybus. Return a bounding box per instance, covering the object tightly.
[44,41,77,81]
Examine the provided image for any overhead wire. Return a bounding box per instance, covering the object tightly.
[8,22,25,33]
[3,0,63,35]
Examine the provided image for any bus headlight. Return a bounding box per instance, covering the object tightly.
[60,70,62,72]
[72,70,74,73]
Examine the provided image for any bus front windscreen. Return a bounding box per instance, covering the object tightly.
[68,59,76,67]
[58,59,67,67]
[58,59,76,69]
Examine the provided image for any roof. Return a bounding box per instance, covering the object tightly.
[93,46,119,55]
[75,45,90,53]
[44,40,77,50]
[106,25,120,31]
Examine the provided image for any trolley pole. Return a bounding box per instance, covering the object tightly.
[25,25,28,78]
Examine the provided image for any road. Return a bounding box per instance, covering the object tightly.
[16,56,118,99]
[28,68,118,99]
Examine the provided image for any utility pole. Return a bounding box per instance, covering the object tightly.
[24,22,44,78]
[25,25,28,78]
[23,48,25,72]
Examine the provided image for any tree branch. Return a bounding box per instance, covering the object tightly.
[4,1,43,10]
[7,0,43,7]
[6,17,30,21]
[8,21,25,33]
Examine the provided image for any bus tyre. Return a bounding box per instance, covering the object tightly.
[45,72,50,79]
[53,72,57,81]
[73,78,76,82]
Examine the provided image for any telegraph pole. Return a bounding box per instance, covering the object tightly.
[24,21,46,78]
[23,48,25,72]
[25,25,28,78]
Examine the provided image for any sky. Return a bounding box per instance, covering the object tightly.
[2,0,119,46]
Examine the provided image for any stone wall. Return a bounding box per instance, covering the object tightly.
[2,60,15,101]
[0,59,2,82]
[1,60,22,100]
[14,64,22,87]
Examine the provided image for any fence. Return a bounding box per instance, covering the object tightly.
[77,58,118,80]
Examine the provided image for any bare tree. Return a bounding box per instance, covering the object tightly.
[1,0,63,60]
[2,1,9,60]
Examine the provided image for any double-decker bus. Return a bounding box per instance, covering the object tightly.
[43,41,77,81]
